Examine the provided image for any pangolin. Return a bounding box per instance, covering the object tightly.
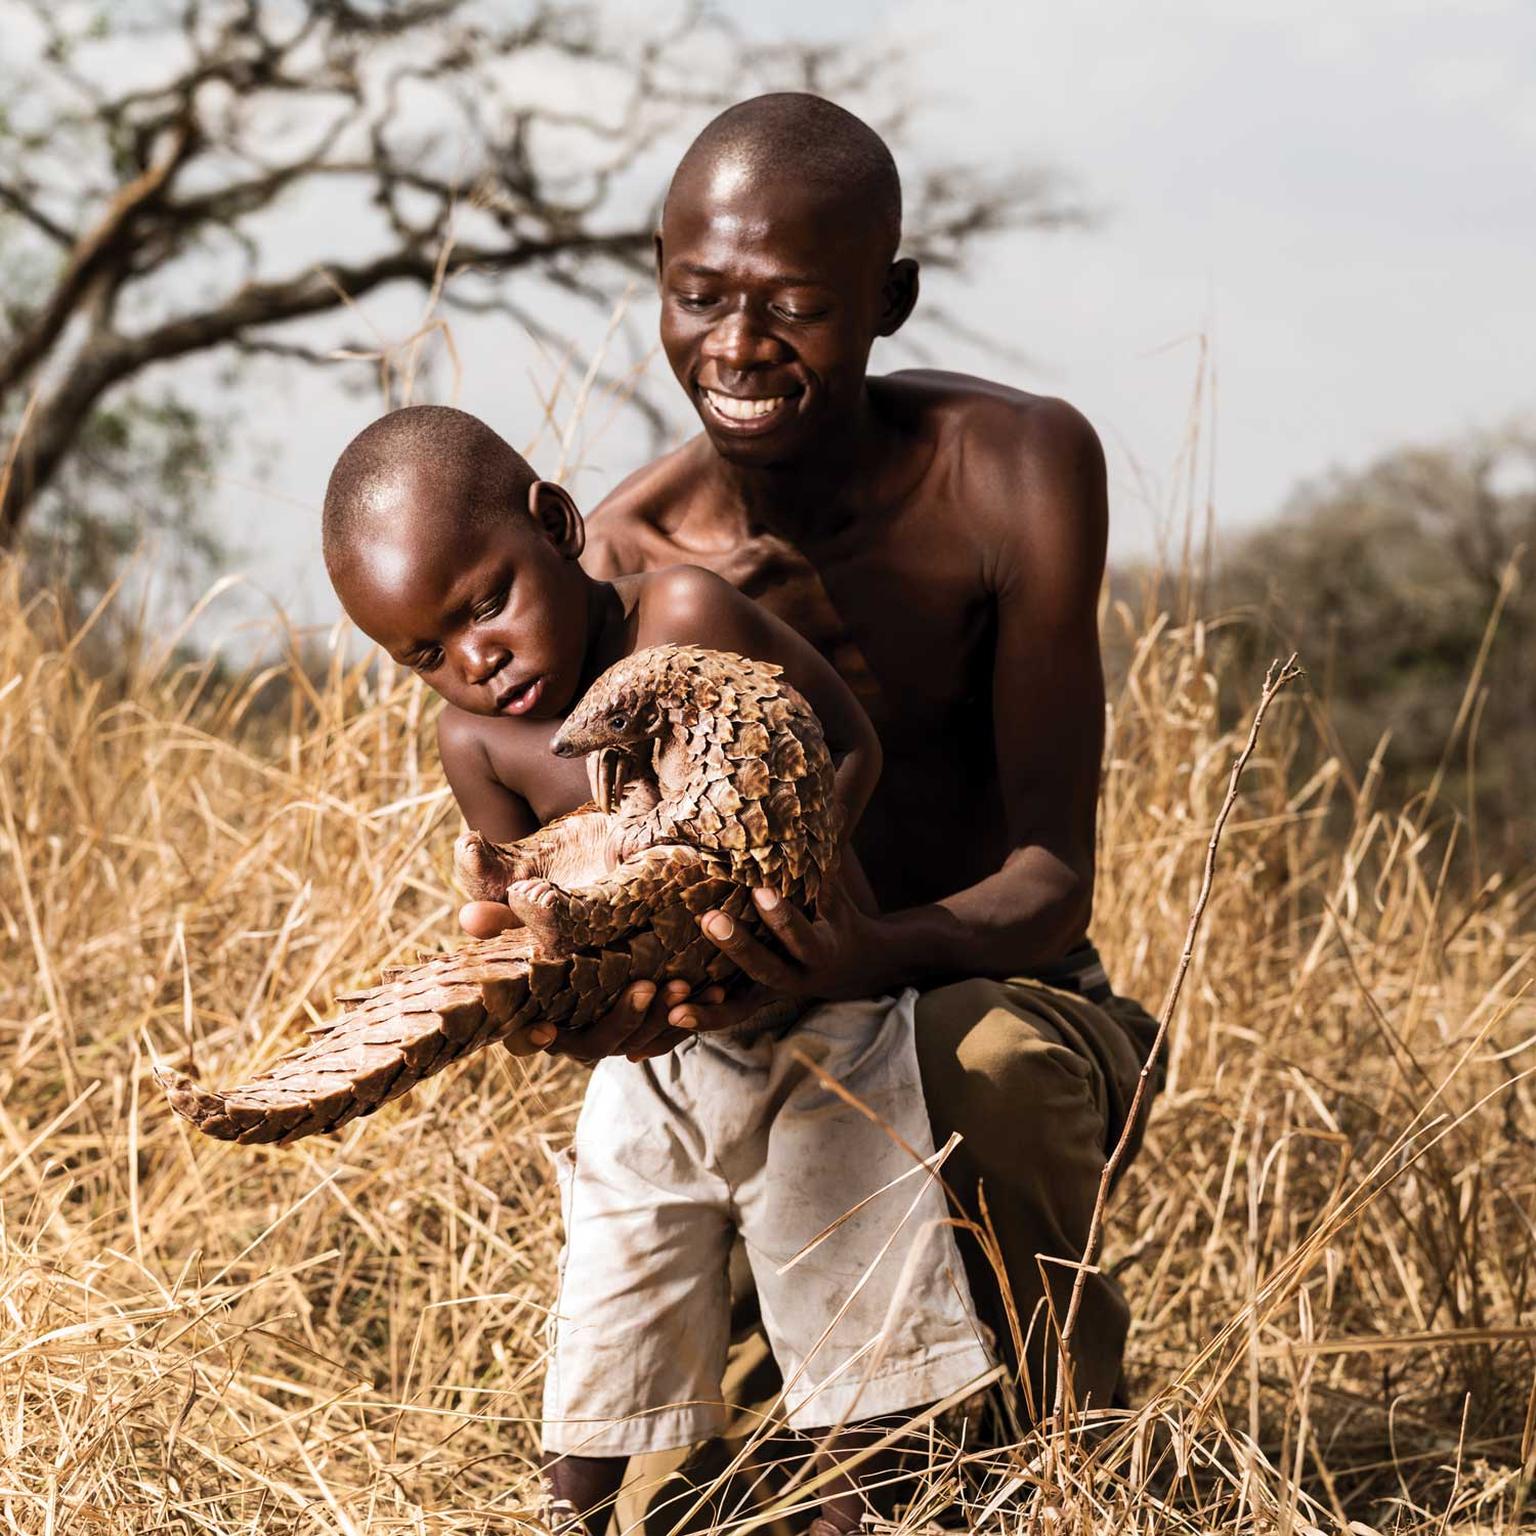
[156,644,838,1146]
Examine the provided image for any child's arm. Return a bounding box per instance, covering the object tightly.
[638,565,882,839]
[437,707,539,844]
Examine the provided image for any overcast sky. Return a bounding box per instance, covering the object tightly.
[117,0,1536,629]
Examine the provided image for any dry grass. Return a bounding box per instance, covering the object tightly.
[1,553,1532,1535]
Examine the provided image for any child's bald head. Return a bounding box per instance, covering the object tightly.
[321,406,591,722]
[322,405,537,587]
[665,93,902,262]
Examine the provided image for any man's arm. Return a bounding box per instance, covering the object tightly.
[880,396,1104,975]
[689,399,1106,1001]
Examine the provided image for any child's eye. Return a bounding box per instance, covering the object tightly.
[411,647,443,673]
[473,589,507,622]
[674,292,716,312]
[773,304,827,324]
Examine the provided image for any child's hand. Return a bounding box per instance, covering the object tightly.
[460,900,523,940]
[458,901,559,1055]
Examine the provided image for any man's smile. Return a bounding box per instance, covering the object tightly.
[699,386,800,432]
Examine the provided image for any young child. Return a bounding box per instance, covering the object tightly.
[322,404,993,1534]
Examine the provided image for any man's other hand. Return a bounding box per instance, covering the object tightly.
[460,900,522,939]
[458,899,724,1063]
[689,877,899,1009]
[544,978,737,1064]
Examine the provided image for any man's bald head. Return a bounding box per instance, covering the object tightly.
[322,405,536,584]
[665,93,902,261]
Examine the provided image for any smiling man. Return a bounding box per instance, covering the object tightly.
[472,94,1162,1419]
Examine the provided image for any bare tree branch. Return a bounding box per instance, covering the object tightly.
[0,177,76,246]
[0,0,1078,554]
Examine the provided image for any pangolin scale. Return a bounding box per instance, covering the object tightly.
[156,644,839,1146]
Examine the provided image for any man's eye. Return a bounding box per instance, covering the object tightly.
[473,589,507,622]
[410,648,443,673]
[774,304,827,324]
[674,292,716,311]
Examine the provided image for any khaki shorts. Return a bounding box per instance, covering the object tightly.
[542,991,995,1457]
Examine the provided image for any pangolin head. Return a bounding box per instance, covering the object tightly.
[552,647,679,812]
[552,657,668,760]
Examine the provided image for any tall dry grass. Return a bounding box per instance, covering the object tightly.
[0,553,1532,1534]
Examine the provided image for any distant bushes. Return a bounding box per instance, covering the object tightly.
[1121,424,1534,863]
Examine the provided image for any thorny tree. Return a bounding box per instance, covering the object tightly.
[0,0,1080,588]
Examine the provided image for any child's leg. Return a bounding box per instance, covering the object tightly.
[811,1432,878,1534]
[735,993,994,1481]
[541,1452,627,1536]
[808,1417,924,1534]
[543,1057,735,1492]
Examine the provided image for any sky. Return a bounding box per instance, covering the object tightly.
[24,0,1536,632]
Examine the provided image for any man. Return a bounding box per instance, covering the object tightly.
[468,93,1160,1419]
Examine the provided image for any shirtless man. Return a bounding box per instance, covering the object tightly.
[467,94,1161,1417]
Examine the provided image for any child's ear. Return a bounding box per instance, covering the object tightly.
[528,479,585,559]
[877,257,920,337]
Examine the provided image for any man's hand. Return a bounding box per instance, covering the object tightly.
[675,877,903,1030]
[459,899,723,1063]
[548,978,727,1064]
[459,900,523,940]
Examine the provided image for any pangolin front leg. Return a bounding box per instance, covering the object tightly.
[505,843,743,957]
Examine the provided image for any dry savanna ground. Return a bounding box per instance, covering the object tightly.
[1,555,1532,1535]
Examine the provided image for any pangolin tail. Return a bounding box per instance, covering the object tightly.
[155,929,560,1146]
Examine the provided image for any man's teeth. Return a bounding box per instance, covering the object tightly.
[704,389,787,422]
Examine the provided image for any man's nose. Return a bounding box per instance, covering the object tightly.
[701,309,784,373]
[460,637,509,686]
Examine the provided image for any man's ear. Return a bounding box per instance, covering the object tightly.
[653,230,665,296]
[877,257,920,337]
[528,479,585,560]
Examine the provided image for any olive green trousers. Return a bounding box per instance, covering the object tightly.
[613,971,1163,1532]
[910,974,1160,1419]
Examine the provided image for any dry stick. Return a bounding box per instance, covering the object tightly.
[1052,652,1304,1420]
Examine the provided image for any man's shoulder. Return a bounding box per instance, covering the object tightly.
[583,438,705,577]
[879,369,1103,476]
[880,371,1107,583]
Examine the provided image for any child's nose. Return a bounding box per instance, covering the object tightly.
[461,639,509,686]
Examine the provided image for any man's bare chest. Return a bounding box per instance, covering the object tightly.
[670,524,992,737]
